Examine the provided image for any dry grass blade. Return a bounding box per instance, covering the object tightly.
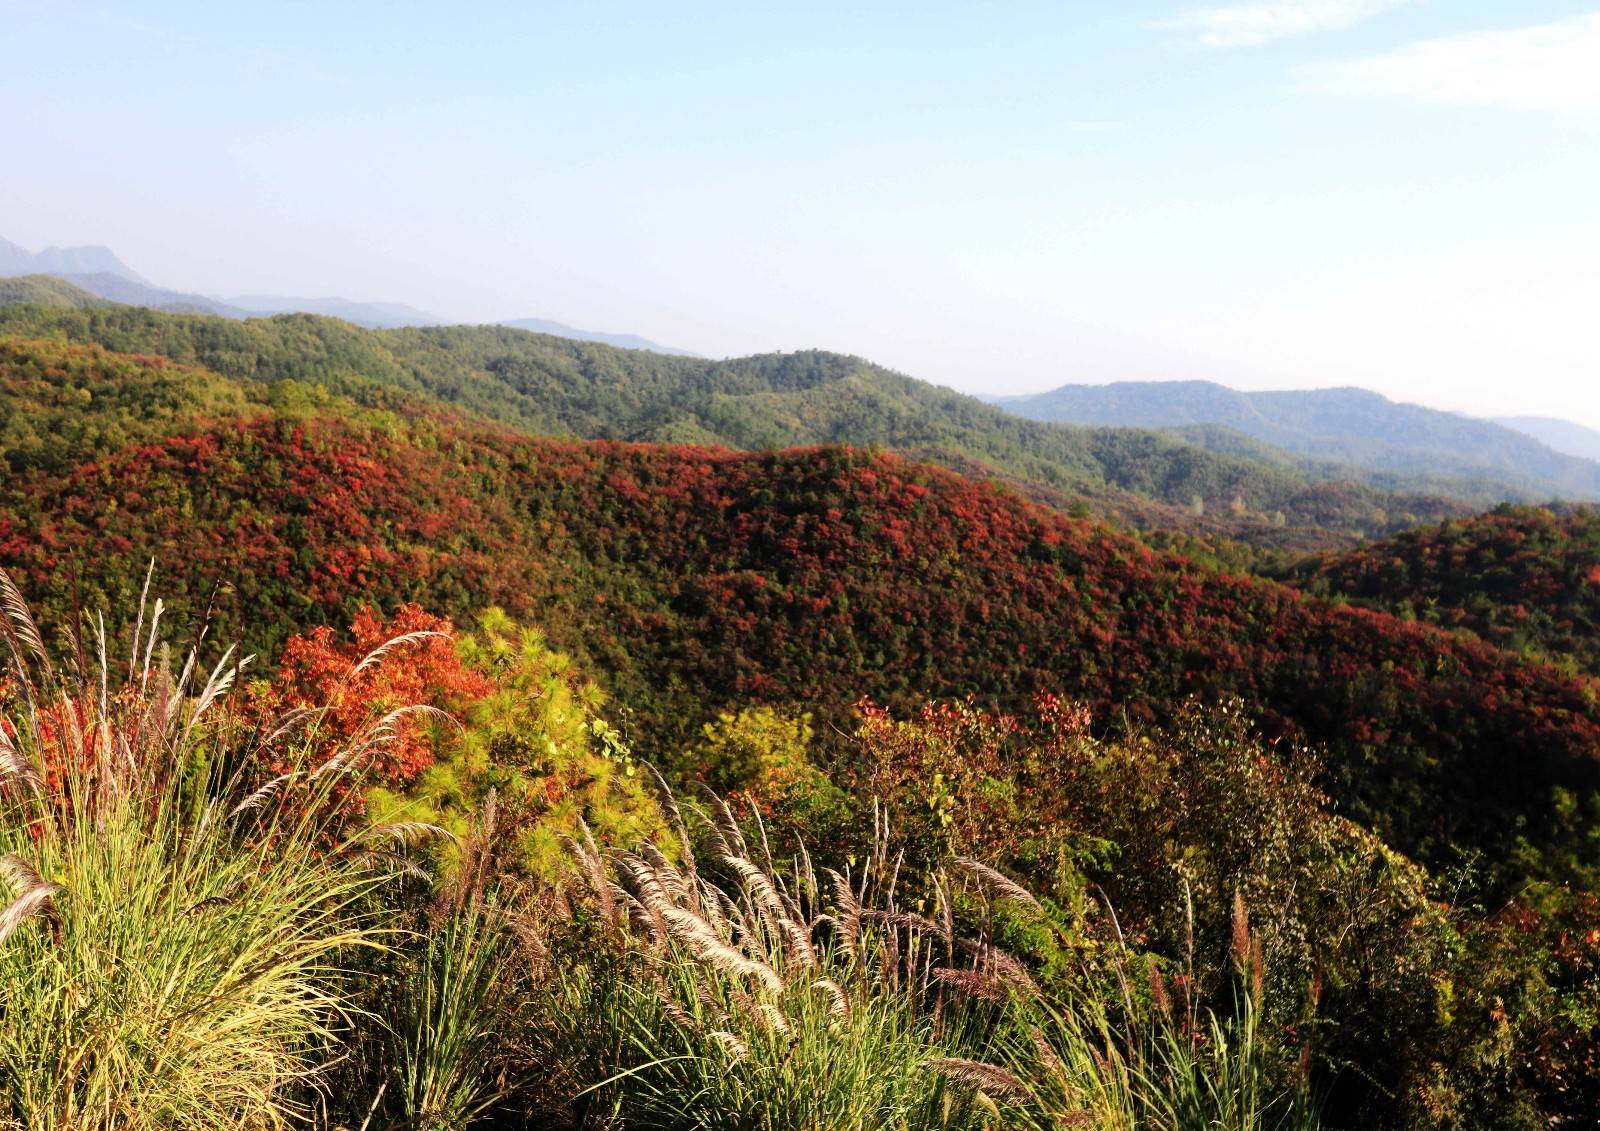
[347,821,459,850]
[932,966,1011,1002]
[310,741,377,782]
[927,1057,1027,1099]
[351,630,450,676]
[864,907,949,942]
[1029,1025,1064,1076]
[954,857,1042,914]
[700,787,748,859]
[707,1031,749,1062]
[256,705,332,753]
[346,848,432,882]
[955,938,1039,996]
[0,729,43,798]
[0,854,63,946]
[229,772,297,819]
[0,566,50,674]
[813,977,851,1019]
[365,703,461,735]
[0,881,64,945]
[189,647,252,724]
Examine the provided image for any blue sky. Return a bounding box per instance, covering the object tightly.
[4,1,1598,427]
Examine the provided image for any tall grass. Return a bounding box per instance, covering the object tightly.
[966,889,1320,1131]
[346,795,524,1131]
[536,794,1031,1130]
[538,786,1322,1131]
[0,569,435,1130]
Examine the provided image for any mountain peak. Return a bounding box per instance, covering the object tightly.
[0,237,149,285]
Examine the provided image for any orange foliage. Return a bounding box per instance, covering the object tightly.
[256,605,491,786]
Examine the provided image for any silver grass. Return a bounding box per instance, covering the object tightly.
[350,630,450,676]
[927,1057,1028,1099]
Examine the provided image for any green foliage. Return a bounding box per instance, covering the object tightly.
[1289,504,1600,675]
[0,583,400,1130]
[437,608,666,880]
[0,312,1470,546]
[0,337,253,471]
[0,275,111,310]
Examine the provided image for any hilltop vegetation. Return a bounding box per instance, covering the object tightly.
[1289,505,1600,674]
[0,305,1469,547]
[2,334,1598,1127]
[2,340,1596,895]
[0,274,112,310]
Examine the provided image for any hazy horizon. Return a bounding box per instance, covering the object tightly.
[5,1,1599,428]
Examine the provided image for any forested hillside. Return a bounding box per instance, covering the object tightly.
[4,333,1599,1128]
[0,305,1469,547]
[1289,505,1600,674]
[0,274,111,310]
[3,337,1596,893]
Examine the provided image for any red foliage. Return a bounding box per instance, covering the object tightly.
[2,411,1598,880]
[255,605,491,786]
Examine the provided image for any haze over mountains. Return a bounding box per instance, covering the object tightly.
[4,234,1597,513]
[0,235,689,351]
[1494,416,1600,464]
[992,379,1600,505]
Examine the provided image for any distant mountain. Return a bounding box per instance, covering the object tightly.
[1495,416,1600,464]
[0,236,150,284]
[992,380,1600,502]
[0,235,698,348]
[497,316,698,356]
[227,294,446,328]
[45,273,255,318]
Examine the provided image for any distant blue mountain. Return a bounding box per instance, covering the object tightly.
[1494,416,1600,464]
[0,235,695,352]
[227,294,446,328]
[0,236,150,284]
[497,316,699,356]
[990,379,1600,502]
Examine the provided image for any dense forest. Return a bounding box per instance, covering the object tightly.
[0,303,1475,548]
[2,326,1599,1129]
[1288,504,1600,673]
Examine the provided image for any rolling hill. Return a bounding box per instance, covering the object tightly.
[0,304,1472,550]
[1287,505,1600,675]
[0,275,114,310]
[2,336,1598,893]
[992,379,1600,502]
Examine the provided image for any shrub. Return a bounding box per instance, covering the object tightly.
[0,571,438,1129]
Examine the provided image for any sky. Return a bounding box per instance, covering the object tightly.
[3,0,1599,428]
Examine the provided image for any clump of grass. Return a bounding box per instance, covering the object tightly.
[534,781,1322,1131]
[0,568,442,1131]
[941,885,1321,1131]
[535,791,1035,1131]
[341,792,528,1131]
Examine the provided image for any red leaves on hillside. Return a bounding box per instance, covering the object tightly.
[2,411,1598,873]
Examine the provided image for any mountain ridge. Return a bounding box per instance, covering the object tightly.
[0,304,1476,550]
[1496,415,1600,463]
[992,378,1600,502]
